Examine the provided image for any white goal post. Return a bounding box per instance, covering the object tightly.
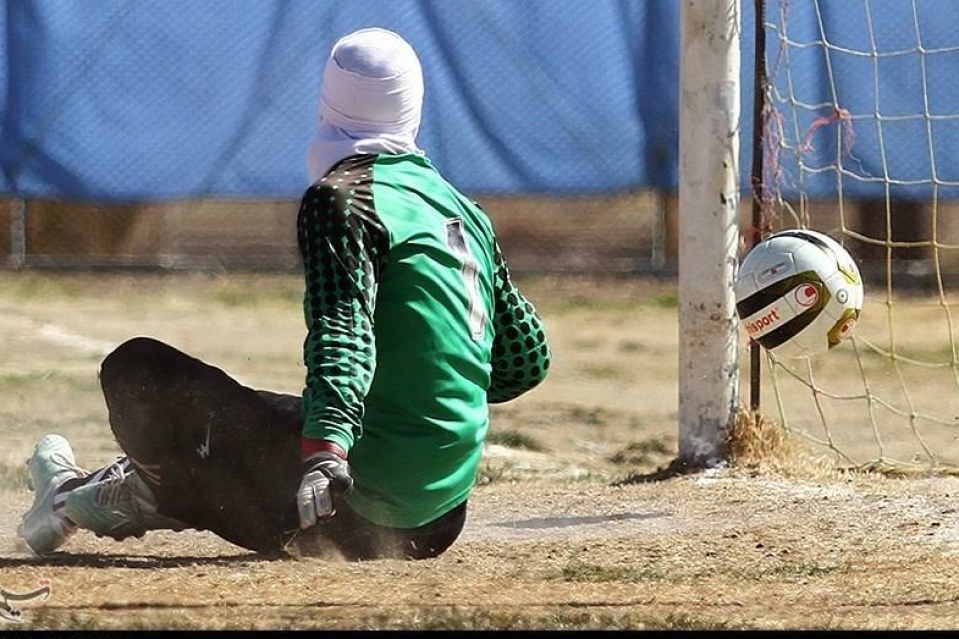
[681,0,959,474]
[677,0,743,465]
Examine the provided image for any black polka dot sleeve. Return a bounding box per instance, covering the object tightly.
[487,241,551,403]
[296,159,388,446]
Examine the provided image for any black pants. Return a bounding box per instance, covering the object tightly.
[98,336,466,560]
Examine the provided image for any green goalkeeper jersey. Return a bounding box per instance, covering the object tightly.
[296,153,551,528]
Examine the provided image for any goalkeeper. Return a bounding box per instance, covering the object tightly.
[17,27,551,561]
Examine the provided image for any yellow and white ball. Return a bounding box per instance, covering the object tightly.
[734,229,864,359]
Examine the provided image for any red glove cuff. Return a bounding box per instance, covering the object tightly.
[301,438,347,461]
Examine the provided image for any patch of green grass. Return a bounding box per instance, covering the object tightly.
[650,291,679,308]
[486,429,547,452]
[0,274,83,301]
[760,561,848,580]
[0,370,98,392]
[565,406,611,426]
[559,561,664,583]
[618,340,648,353]
[18,609,102,631]
[541,298,639,315]
[609,438,674,466]
[357,606,708,630]
[0,371,55,389]
[540,288,678,316]
[579,364,626,380]
[652,613,739,631]
[19,606,743,631]
[366,607,635,630]
[206,283,300,308]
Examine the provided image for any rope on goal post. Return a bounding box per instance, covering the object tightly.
[733,0,851,476]
[732,0,806,475]
[746,0,852,411]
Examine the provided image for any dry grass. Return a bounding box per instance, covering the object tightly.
[4,272,959,630]
[727,406,837,479]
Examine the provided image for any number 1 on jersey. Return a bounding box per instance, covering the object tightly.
[446,218,487,340]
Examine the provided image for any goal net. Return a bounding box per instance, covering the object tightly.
[753,0,959,472]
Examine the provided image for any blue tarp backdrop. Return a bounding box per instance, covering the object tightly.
[1,0,958,202]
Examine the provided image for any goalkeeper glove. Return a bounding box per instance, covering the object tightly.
[295,443,353,530]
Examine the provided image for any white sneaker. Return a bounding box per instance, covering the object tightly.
[64,457,188,540]
[17,434,88,555]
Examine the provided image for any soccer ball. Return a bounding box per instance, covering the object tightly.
[734,229,864,359]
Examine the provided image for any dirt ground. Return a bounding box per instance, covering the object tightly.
[3,272,959,630]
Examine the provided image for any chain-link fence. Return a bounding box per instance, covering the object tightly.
[1,2,682,273]
[0,192,672,273]
[5,2,959,280]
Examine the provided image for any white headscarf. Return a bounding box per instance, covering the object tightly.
[306,27,425,183]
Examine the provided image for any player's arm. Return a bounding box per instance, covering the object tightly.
[294,179,387,526]
[487,240,551,404]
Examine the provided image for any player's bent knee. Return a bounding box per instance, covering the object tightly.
[100,336,176,395]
